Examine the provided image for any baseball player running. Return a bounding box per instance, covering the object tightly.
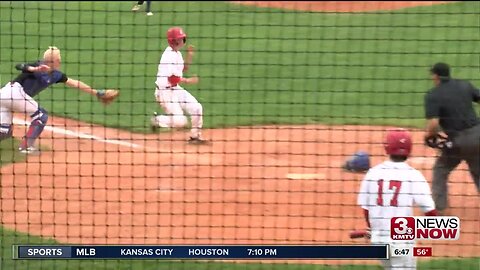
[357,129,437,270]
[150,26,208,145]
[0,46,119,154]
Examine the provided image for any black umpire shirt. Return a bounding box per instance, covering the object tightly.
[425,79,480,137]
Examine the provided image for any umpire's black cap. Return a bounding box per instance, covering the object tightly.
[430,62,450,78]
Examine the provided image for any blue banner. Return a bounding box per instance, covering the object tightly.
[15,245,388,260]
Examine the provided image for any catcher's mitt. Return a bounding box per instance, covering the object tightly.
[96,89,119,105]
[425,133,453,150]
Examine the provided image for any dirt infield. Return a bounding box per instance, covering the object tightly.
[1,115,478,265]
[232,1,452,13]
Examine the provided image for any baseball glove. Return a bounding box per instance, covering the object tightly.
[96,89,119,105]
[425,133,453,150]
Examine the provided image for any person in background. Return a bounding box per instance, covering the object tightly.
[131,0,153,16]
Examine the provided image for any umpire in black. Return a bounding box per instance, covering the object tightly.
[424,62,480,212]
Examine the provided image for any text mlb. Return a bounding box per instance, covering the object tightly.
[391,216,460,240]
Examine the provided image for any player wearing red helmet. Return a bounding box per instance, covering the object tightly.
[357,129,437,270]
[151,27,208,145]
[167,27,187,48]
[384,128,412,159]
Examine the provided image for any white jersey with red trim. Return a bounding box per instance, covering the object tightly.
[155,46,184,88]
[357,161,435,243]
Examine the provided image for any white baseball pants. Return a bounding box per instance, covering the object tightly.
[154,86,203,138]
[0,82,39,125]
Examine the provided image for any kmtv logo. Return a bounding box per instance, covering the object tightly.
[391,217,460,240]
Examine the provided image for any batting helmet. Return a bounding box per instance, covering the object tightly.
[342,151,370,173]
[167,27,187,47]
[384,129,412,156]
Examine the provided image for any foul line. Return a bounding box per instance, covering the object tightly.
[13,118,184,193]
[13,117,149,150]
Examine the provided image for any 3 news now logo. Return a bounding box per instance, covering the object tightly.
[391,217,460,240]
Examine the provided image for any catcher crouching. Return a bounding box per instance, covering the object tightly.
[0,46,119,155]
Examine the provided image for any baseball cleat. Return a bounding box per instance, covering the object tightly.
[146,12,154,16]
[131,4,141,11]
[150,112,159,132]
[187,136,211,145]
[18,146,40,155]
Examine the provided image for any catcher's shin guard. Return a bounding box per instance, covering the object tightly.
[19,108,48,149]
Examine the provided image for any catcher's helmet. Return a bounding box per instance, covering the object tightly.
[343,151,370,173]
[384,129,412,156]
[167,27,187,47]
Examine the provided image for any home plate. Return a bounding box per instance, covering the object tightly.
[286,173,325,180]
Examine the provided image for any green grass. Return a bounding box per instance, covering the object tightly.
[0,1,478,132]
[0,138,26,166]
[0,137,50,166]
[1,227,478,270]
